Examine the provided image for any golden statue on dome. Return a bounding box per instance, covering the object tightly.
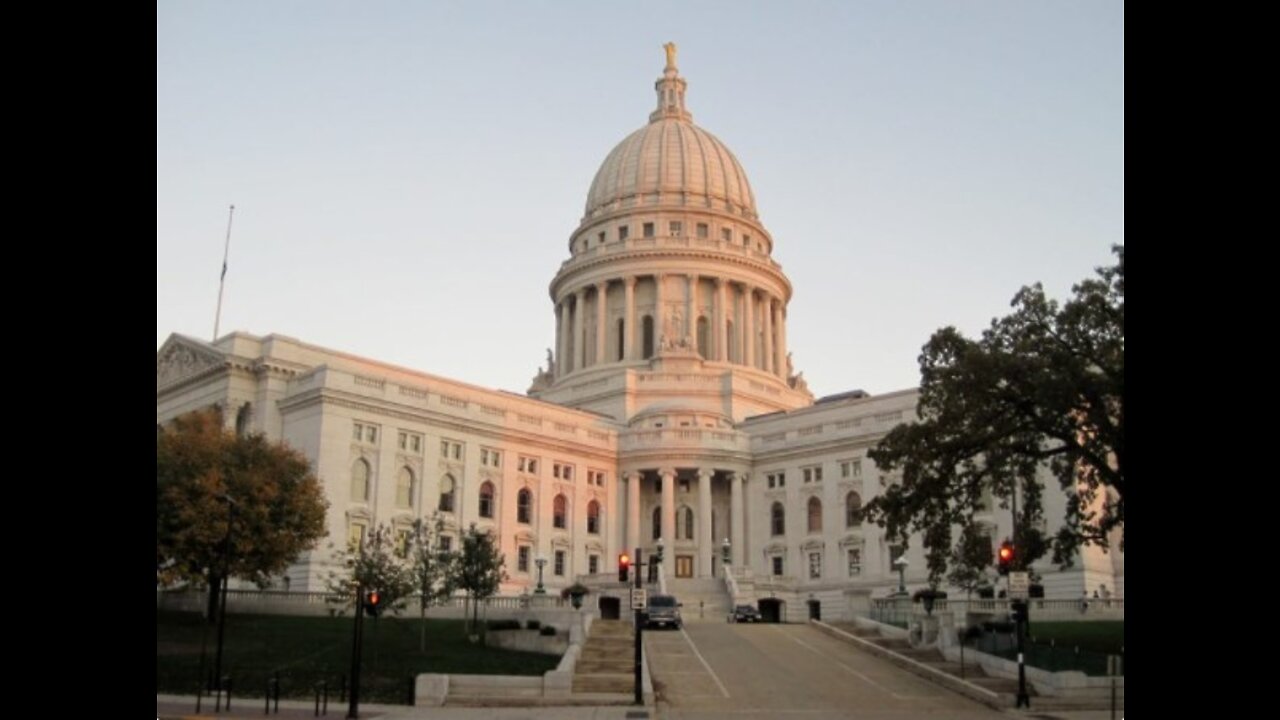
[664,42,678,70]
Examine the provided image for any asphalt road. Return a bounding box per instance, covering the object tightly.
[644,620,1009,720]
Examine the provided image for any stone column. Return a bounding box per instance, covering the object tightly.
[730,471,745,567]
[743,286,755,369]
[558,300,571,376]
[778,304,788,380]
[713,278,725,361]
[655,274,666,346]
[698,468,713,577]
[773,301,785,378]
[687,274,698,348]
[574,288,587,371]
[626,471,641,554]
[595,281,608,366]
[660,467,676,575]
[624,276,636,360]
[762,295,774,374]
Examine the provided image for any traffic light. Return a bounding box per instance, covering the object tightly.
[618,553,630,582]
[997,541,1014,576]
[364,589,382,617]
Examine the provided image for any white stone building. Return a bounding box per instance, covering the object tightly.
[157,50,1122,618]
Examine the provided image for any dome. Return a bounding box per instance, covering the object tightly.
[581,46,758,223]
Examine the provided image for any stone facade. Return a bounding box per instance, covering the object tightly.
[157,50,1121,602]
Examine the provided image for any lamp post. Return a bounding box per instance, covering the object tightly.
[213,494,237,706]
[534,554,547,595]
[893,556,909,596]
[721,538,731,577]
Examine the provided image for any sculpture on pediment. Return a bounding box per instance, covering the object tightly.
[157,344,211,385]
[528,349,556,393]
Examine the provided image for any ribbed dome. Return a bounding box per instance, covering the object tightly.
[584,120,758,221]
[582,46,758,223]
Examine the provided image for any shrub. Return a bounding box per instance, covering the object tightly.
[526,619,541,630]
[486,619,521,631]
[539,626,556,636]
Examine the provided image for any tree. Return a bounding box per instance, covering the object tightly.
[451,523,506,636]
[864,247,1123,570]
[157,409,329,622]
[948,524,995,599]
[325,523,416,616]
[409,516,458,651]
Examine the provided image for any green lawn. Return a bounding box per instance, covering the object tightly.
[1027,621,1124,654]
[157,611,561,704]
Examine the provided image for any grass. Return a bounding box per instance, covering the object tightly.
[1026,621,1124,655]
[157,610,561,704]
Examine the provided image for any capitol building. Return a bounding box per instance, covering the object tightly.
[157,48,1122,621]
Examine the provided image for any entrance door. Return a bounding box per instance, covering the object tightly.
[759,598,784,623]
[675,555,694,578]
[599,596,621,620]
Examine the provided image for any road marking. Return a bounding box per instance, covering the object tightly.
[678,626,732,698]
[770,625,938,700]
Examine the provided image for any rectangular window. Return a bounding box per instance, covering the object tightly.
[840,459,862,479]
[480,447,502,468]
[395,528,412,558]
[554,550,566,576]
[809,552,822,579]
[669,221,682,236]
[643,222,655,238]
[618,225,629,241]
[743,234,752,246]
[589,555,599,575]
[347,522,367,550]
[803,465,823,483]
[553,462,574,481]
[353,422,379,444]
[518,456,539,474]
[587,469,606,486]
[439,536,453,553]
[847,548,862,576]
[518,546,530,573]
[696,222,708,238]
[772,556,784,576]
[721,227,732,242]
[767,472,785,488]
[441,439,463,461]
[598,231,605,245]
[398,430,423,454]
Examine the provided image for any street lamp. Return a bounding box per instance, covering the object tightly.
[893,556,909,597]
[721,538,731,576]
[213,494,237,707]
[534,553,547,595]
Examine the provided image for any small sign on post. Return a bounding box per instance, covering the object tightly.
[632,588,647,610]
[1008,572,1030,599]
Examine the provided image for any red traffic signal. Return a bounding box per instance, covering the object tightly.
[364,589,383,617]
[618,553,631,582]
[997,541,1014,575]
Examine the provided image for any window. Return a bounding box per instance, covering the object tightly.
[587,500,600,534]
[440,439,463,461]
[517,489,533,524]
[743,233,752,246]
[589,555,599,574]
[683,507,695,540]
[771,502,785,536]
[350,459,371,502]
[653,506,662,540]
[353,421,379,444]
[721,228,732,242]
[480,447,502,468]
[398,431,423,454]
[847,548,862,576]
[554,462,574,481]
[696,222,708,238]
[438,535,453,553]
[669,221,682,236]
[619,225,629,241]
[767,472,785,489]
[479,481,495,519]
[518,546,530,573]
[439,474,456,513]
[518,456,539,474]
[679,479,690,493]
[807,497,823,533]
[809,552,822,579]
[347,521,367,550]
[554,549,566,576]
[396,466,415,508]
[845,492,862,528]
[772,555,784,576]
[597,231,605,245]
[803,465,823,483]
[588,469,606,486]
[643,222,655,238]
[642,315,654,358]
[553,494,568,529]
[395,528,412,558]
[840,458,862,478]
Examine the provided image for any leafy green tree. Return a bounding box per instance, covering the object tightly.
[409,516,458,651]
[325,523,416,616]
[948,524,995,598]
[451,524,506,635]
[157,408,329,622]
[865,247,1123,570]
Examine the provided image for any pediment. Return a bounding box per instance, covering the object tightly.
[157,335,225,388]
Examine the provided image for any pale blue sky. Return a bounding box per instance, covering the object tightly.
[157,1,1123,399]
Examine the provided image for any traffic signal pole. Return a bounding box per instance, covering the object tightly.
[348,585,364,719]
[633,547,643,706]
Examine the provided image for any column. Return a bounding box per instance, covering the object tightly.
[762,295,774,374]
[595,281,608,366]
[574,288,587,371]
[660,467,676,575]
[624,276,636,360]
[698,468,713,577]
[687,273,698,347]
[655,274,666,345]
[743,286,755,369]
[773,301,785,378]
[625,471,640,554]
[713,278,725,361]
[730,471,745,567]
[778,304,789,380]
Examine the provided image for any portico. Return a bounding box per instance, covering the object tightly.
[620,464,746,579]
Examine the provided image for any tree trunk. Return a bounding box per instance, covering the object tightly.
[420,605,427,653]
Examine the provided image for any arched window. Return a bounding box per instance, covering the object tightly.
[771,502,785,536]
[479,481,495,519]
[642,315,655,359]
[517,488,532,524]
[845,492,862,528]
[553,494,568,529]
[587,500,600,534]
[617,318,625,361]
[653,506,662,540]
[808,497,823,533]
[396,466,415,508]
[683,507,695,540]
[438,474,456,513]
[696,316,709,358]
[350,459,370,502]
[235,404,251,437]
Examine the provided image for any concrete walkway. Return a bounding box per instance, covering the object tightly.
[157,694,652,719]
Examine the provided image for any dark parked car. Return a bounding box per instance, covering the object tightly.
[646,594,682,629]
[731,604,762,623]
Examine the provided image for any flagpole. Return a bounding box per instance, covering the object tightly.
[213,204,235,341]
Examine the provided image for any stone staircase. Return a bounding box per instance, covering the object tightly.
[572,620,635,695]
[664,577,732,620]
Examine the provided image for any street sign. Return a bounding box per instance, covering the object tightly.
[632,588,647,609]
[1008,571,1030,599]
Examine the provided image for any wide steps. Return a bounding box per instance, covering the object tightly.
[573,621,637,697]
[572,672,635,693]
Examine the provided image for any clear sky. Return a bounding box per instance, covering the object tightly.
[158,1,1123,399]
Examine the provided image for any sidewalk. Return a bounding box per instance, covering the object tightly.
[156,694,652,720]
